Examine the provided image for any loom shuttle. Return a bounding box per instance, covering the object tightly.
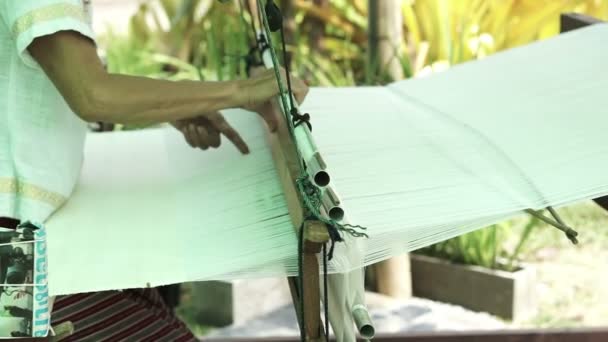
[352,304,375,339]
[308,152,330,187]
[321,186,344,221]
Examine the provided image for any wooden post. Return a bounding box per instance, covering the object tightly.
[368,0,404,83]
[287,222,329,341]
[367,0,412,299]
[248,2,330,338]
[265,98,330,341]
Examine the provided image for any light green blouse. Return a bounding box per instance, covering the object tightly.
[0,0,96,222]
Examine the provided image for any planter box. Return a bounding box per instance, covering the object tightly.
[179,278,293,327]
[410,254,537,321]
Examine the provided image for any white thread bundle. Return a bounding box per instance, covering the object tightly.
[46,24,608,296]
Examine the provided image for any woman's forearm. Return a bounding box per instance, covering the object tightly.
[28,30,305,126]
[28,30,254,125]
[87,73,245,125]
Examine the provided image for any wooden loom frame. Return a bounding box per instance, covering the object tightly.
[265,101,330,341]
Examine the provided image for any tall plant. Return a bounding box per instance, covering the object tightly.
[415,217,541,272]
[128,0,251,81]
[106,0,608,86]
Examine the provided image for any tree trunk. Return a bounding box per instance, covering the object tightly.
[367,0,412,299]
[368,0,405,83]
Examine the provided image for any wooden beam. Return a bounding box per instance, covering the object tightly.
[265,98,330,341]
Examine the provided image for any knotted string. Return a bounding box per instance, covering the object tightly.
[291,108,312,131]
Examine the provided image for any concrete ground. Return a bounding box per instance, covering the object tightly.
[192,278,507,339]
[206,293,506,339]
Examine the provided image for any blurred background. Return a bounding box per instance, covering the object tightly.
[90,0,608,339]
[93,0,608,86]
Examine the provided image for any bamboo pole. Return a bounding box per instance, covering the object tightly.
[367,0,412,299]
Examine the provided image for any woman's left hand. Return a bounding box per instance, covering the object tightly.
[172,112,249,154]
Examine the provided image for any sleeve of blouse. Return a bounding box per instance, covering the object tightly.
[1,0,97,69]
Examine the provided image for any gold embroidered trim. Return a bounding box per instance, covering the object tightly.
[12,3,87,38]
[0,178,67,208]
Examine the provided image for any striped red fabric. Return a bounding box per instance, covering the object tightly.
[51,288,198,341]
[52,293,90,311]
[100,312,158,342]
[0,216,20,229]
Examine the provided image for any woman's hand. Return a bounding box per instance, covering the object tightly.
[27,30,309,128]
[240,67,309,108]
[172,112,249,154]
[239,67,308,132]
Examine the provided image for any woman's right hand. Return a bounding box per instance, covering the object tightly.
[238,67,309,130]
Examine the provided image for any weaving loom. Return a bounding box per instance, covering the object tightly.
[43,2,608,340]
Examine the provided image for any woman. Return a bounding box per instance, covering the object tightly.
[0,0,308,340]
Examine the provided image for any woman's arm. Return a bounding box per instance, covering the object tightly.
[27,30,307,126]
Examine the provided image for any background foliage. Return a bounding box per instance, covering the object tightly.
[101,0,608,86]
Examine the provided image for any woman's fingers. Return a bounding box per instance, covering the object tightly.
[178,113,249,154]
[208,114,250,154]
[187,123,209,150]
[180,125,196,148]
[204,125,221,148]
[242,67,309,110]
[276,68,309,105]
[291,77,309,105]
[257,101,278,133]
[240,67,306,132]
